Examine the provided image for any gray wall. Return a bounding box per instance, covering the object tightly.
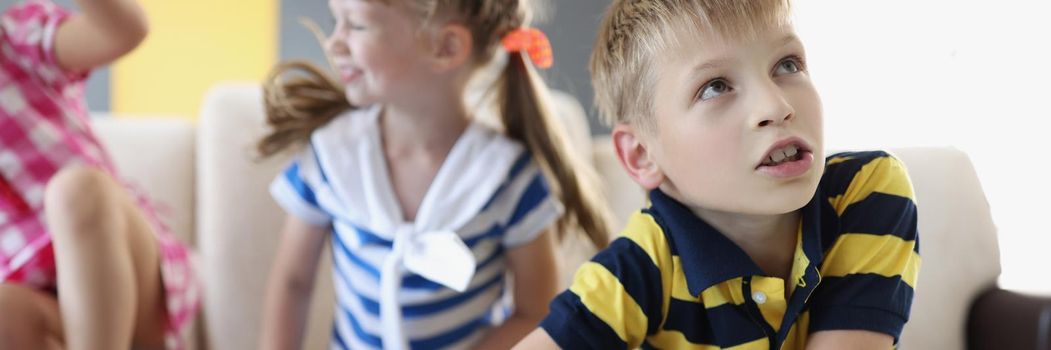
[539,0,610,134]
[279,0,330,69]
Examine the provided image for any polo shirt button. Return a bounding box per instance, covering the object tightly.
[752,291,768,304]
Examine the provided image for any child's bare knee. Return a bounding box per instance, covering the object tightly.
[44,165,121,233]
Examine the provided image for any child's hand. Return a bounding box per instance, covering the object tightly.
[54,0,149,71]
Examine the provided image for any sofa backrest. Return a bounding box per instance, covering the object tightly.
[193,83,335,350]
[91,117,197,246]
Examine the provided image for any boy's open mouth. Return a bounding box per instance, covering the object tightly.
[755,137,813,172]
[760,144,804,167]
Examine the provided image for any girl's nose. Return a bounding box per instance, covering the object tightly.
[325,34,349,56]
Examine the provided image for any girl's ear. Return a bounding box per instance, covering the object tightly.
[612,123,664,190]
[427,23,473,73]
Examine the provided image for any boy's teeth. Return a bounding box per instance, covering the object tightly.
[764,145,802,166]
[771,150,787,163]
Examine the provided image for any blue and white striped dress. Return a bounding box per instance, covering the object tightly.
[270,106,562,350]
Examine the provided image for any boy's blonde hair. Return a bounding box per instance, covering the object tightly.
[591,0,791,129]
[260,0,613,249]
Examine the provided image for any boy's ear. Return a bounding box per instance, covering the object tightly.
[612,123,664,190]
[427,23,473,72]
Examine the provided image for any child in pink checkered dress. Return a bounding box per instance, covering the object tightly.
[0,0,199,349]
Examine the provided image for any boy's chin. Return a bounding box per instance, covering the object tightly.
[739,184,820,215]
[753,196,814,215]
[685,187,817,216]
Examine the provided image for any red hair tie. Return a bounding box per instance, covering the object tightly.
[501,28,553,69]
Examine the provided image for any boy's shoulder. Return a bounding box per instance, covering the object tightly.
[620,209,671,246]
[821,150,910,186]
[600,208,678,268]
[821,149,915,214]
[824,150,896,168]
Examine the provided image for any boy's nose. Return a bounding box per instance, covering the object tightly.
[750,83,794,129]
[756,113,793,128]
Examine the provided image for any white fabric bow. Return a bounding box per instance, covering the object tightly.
[379,225,476,350]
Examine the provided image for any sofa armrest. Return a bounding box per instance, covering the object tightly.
[967,288,1051,350]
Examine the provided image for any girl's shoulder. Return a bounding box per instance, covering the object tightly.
[2,0,88,89]
[2,0,68,28]
[468,120,522,153]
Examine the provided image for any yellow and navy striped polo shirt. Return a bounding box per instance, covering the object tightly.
[540,151,920,349]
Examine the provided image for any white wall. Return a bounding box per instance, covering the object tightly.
[794,0,1051,294]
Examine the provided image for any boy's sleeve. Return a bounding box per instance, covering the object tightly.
[499,157,563,248]
[539,236,666,349]
[810,152,920,341]
[0,0,88,87]
[269,144,332,227]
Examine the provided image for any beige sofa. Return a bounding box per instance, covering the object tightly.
[91,83,1047,350]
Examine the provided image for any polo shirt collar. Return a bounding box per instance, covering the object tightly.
[647,188,824,297]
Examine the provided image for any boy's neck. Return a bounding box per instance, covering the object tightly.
[661,185,800,278]
[692,204,800,280]
[690,206,800,246]
[659,184,801,243]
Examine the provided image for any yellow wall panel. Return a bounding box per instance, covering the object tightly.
[111,0,277,119]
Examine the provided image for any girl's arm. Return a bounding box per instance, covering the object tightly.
[471,228,560,350]
[260,215,330,350]
[54,0,149,71]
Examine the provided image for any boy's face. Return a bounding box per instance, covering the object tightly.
[614,23,824,215]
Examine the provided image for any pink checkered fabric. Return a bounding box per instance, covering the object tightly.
[0,1,199,348]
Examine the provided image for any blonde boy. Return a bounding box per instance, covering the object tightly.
[515,0,920,349]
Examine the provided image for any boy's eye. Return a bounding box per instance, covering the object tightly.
[698,79,732,101]
[774,56,805,75]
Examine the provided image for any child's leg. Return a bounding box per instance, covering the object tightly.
[0,283,64,350]
[44,165,168,349]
